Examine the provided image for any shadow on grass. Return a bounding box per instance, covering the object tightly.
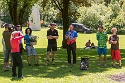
[0,48,125,79]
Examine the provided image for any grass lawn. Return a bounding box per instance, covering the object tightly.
[0,28,125,83]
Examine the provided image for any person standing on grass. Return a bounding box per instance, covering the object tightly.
[10,31,24,78]
[16,25,24,56]
[24,28,39,66]
[96,26,108,66]
[65,25,78,64]
[109,27,122,68]
[45,23,59,66]
[2,24,12,72]
[2,38,12,69]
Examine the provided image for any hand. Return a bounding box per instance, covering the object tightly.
[68,32,71,36]
[110,40,113,43]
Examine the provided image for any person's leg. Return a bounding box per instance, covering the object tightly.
[12,53,17,77]
[67,44,71,64]
[103,47,107,65]
[119,60,122,66]
[4,50,10,71]
[98,48,102,65]
[111,50,116,66]
[71,43,76,64]
[52,44,57,64]
[115,50,122,67]
[46,52,50,65]
[9,52,13,67]
[15,53,23,78]
[31,46,38,65]
[52,51,55,64]
[46,45,51,65]
[26,46,31,65]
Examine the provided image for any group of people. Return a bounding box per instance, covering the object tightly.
[97,26,121,68]
[1,22,122,79]
[2,24,39,78]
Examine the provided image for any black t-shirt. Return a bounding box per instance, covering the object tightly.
[47,29,58,45]
[109,35,119,50]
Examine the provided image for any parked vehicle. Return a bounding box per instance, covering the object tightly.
[71,23,92,33]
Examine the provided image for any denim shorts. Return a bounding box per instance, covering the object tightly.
[26,46,37,56]
[4,49,12,63]
[98,46,107,55]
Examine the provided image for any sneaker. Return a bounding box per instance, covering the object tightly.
[98,63,101,66]
[28,64,31,66]
[104,64,107,66]
[18,76,25,79]
[34,64,39,66]
[4,70,9,72]
[6,65,12,68]
[119,66,122,69]
[45,63,48,66]
[112,64,116,67]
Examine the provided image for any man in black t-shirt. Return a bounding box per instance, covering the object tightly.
[46,23,59,65]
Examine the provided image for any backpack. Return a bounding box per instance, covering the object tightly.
[80,57,89,70]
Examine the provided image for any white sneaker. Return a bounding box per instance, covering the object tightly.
[98,63,101,66]
[104,64,107,66]
[6,65,12,68]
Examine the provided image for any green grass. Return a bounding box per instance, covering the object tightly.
[0,28,125,83]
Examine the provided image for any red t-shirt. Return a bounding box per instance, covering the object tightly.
[10,36,24,53]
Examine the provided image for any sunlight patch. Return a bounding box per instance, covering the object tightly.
[108,73,125,82]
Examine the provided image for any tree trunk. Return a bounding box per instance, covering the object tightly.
[13,0,18,26]
[62,0,69,48]
[8,0,18,26]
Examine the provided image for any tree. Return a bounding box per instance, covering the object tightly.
[4,0,38,26]
[53,0,90,48]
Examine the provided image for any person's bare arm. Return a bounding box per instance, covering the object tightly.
[47,36,53,39]
[51,36,59,39]
[24,40,26,44]
[109,40,117,44]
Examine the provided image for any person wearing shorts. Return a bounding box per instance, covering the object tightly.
[109,27,121,68]
[45,23,59,66]
[96,26,108,66]
[2,24,12,72]
[24,28,38,66]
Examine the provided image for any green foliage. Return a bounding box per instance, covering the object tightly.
[77,4,106,31]
[77,0,125,34]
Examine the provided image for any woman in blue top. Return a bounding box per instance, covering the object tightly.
[24,28,38,66]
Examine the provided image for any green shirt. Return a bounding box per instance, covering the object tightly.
[96,32,108,48]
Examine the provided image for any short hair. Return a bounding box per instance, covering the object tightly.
[25,28,32,35]
[16,25,21,27]
[50,23,56,26]
[99,26,103,29]
[111,27,117,32]
[4,23,9,28]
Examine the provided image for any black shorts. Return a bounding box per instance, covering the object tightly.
[47,44,57,52]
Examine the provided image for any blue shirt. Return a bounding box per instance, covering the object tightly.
[65,30,78,38]
[24,34,31,46]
